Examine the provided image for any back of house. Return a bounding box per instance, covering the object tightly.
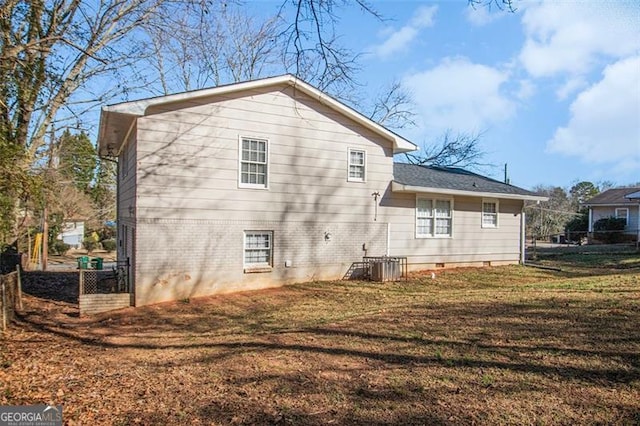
[99,75,543,306]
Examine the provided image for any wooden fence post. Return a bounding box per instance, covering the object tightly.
[16,265,23,311]
[1,279,6,332]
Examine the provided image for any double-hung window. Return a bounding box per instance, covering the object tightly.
[348,149,366,182]
[244,231,273,269]
[416,199,434,236]
[615,208,629,225]
[239,137,268,188]
[416,197,452,237]
[482,199,499,228]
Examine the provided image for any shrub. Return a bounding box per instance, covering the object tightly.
[593,217,627,244]
[565,210,589,243]
[83,238,98,253]
[49,240,70,255]
[101,239,116,251]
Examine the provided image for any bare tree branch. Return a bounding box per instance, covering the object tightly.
[368,81,416,129]
[405,130,489,170]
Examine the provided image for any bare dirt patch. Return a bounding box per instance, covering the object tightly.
[1,257,639,425]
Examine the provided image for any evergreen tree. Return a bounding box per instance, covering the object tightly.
[57,130,97,194]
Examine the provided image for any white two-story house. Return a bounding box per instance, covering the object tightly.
[98,75,544,306]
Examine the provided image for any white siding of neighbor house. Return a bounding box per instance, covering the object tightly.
[591,205,640,235]
[132,86,392,305]
[384,194,524,269]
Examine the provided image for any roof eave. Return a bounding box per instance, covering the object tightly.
[582,202,640,207]
[391,181,548,201]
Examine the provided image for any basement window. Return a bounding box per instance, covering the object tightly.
[244,231,273,272]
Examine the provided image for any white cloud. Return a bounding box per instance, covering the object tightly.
[372,6,437,59]
[403,57,514,136]
[519,1,640,77]
[555,77,588,101]
[516,79,536,100]
[546,56,640,170]
[464,4,507,26]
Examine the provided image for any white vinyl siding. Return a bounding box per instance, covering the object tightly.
[239,137,268,188]
[482,199,499,228]
[244,231,272,267]
[348,148,366,182]
[417,197,452,238]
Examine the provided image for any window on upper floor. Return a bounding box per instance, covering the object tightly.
[348,148,366,182]
[416,197,453,238]
[239,137,268,189]
[482,199,499,228]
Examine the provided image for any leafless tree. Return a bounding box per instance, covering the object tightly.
[405,131,488,170]
[468,0,516,12]
[142,4,283,94]
[368,81,416,129]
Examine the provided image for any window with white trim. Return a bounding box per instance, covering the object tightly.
[615,208,629,225]
[416,197,452,237]
[482,199,499,228]
[239,137,268,188]
[348,149,366,182]
[244,231,273,268]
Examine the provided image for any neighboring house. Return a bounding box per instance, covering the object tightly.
[59,220,85,249]
[98,75,545,306]
[582,187,640,239]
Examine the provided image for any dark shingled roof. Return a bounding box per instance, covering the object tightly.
[583,187,640,205]
[393,163,540,198]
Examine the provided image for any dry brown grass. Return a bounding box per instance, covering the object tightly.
[1,253,639,425]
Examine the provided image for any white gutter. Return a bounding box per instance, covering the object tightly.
[391,181,548,202]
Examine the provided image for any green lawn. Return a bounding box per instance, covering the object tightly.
[1,251,639,425]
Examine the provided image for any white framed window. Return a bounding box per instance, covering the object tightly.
[482,199,499,228]
[615,208,629,225]
[348,148,366,182]
[416,199,434,237]
[239,137,268,189]
[416,197,453,238]
[244,231,273,268]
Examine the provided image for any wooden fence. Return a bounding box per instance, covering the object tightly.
[1,266,22,332]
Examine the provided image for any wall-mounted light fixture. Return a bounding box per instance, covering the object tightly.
[324,232,332,242]
[372,191,381,221]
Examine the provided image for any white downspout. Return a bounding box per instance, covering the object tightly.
[386,222,391,256]
[520,208,526,264]
[588,207,593,232]
[637,204,640,249]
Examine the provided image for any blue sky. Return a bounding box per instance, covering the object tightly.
[257,0,640,190]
